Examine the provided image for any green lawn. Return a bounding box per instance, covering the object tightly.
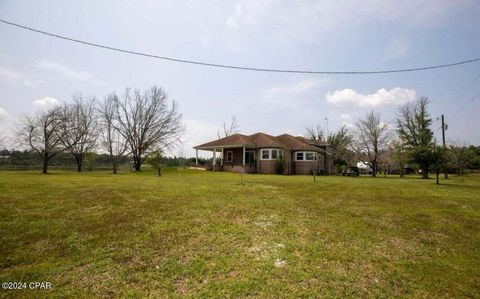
[0,169,479,298]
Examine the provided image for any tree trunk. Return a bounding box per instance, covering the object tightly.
[371,161,377,177]
[42,153,48,174]
[421,164,429,179]
[112,160,118,174]
[75,155,82,172]
[133,156,142,171]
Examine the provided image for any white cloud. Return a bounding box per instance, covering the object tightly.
[23,80,36,87]
[289,79,326,94]
[223,0,460,43]
[1,60,98,88]
[32,97,60,109]
[0,107,9,120]
[326,87,416,107]
[0,67,36,87]
[36,59,100,83]
[262,78,329,103]
[225,78,331,124]
[226,1,245,30]
[0,67,22,80]
[339,113,354,128]
[384,38,410,60]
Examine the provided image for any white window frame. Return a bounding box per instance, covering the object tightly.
[226,151,233,162]
[271,149,278,159]
[261,149,270,160]
[260,149,284,160]
[295,151,317,161]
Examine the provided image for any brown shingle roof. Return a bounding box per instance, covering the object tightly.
[195,132,326,152]
[250,132,285,148]
[276,134,322,151]
[194,134,253,148]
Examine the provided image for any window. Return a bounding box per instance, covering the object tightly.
[262,150,270,160]
[271,149,278,159]
[226,151,233,162]
[295,151,317,161]
[260,149,284,160]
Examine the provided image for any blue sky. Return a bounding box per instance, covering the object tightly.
[0,0,479,157]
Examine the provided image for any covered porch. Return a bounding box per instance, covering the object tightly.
[194,145,257,173]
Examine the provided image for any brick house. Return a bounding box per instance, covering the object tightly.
[194,132,333,175]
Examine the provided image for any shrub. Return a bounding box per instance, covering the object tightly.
[275,155,287,174]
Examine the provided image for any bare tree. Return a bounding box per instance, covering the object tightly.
[217,116,239,139]
[61,95,97,172]
[304,125,325,141]
[352,111,390,177]
[17,106,67,173]
[113,86,183,172]
[98,95,128,174]
[0,134,5,148]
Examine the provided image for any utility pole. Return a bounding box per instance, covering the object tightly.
[325,117,329,135]
[441,114,448,179]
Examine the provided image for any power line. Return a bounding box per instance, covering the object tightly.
[445,70,480,112]
[444,71,480,118]
[451,89,480,116]
[1,18,480,75]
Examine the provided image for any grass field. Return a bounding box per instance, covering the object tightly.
[0,169,479,298]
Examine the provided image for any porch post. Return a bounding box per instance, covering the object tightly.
[195,149,198,166]
[323,152,327,174]
[257,149,261,173]
[213,147,216,172]
[242,146,246,167]
[221,147,224,166]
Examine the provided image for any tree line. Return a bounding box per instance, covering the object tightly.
[0,149,211,170]
[1,90,478,178]
[305,97,480,182]
[11,86,184,174]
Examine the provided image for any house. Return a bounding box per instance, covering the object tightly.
[194,132,333,175]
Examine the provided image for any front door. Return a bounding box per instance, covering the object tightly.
[245,151,255,167]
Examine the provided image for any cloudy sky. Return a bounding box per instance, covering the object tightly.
[0,0,479,157]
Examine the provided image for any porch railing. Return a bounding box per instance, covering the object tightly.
[223,158,256,168]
